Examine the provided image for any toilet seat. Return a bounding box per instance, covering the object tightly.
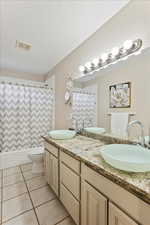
[29,149,44,155]
[28,148,44,174]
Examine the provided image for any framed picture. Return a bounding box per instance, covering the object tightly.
[109,82,131,108]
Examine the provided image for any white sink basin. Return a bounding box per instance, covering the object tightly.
[84,127,105,134]
[100,144,150,172]
[48,130,76,140]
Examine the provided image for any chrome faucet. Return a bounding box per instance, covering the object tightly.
[127,120,145,147]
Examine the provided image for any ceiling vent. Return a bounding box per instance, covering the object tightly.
[16,40,32,50]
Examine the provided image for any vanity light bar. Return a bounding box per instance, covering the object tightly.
[79,39,142,75]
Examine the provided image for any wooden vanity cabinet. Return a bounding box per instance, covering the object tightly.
[109,203,138,225]
[49,153,59,195]
[81,163,149,225]
[81,180,138,225]
[81,181,107,225]
[44,150,51,185]
[60,151,80,225]
[44,140,149,225]
[60,184,80,225]
[44,144,59,196]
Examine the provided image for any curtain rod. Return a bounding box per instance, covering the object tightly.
[0,78,49,89]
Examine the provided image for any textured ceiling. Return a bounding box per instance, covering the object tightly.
[0,0,129,75]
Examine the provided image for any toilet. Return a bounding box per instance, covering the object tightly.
[28,148,44,174]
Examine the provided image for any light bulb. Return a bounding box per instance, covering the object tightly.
[123,40,133,50]
[89,71,94,75]
[111,47,119,56]
[92,58,99,66]
[85,62,92,70]
[101,53,108,62]
[79,65,85,72]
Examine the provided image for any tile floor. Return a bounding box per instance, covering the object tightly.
[0,163,75,225]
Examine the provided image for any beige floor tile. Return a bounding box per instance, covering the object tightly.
[23,170,43,181]
[3,166,21,177]
[36,199,68,225]
[3,173,23,187]
[20,163,32,172]
[26,176,47,191]
[2,210,38,225]
[57,217,76,225]
[30,186,56,207]
[3,182,27,201]
[2,193,33,222]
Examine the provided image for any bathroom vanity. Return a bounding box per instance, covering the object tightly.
[43,135,150,225]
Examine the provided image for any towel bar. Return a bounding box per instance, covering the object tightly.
[107,112,136,116]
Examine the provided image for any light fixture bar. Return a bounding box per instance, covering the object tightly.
[79,39,142,75]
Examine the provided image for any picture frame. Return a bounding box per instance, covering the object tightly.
[109,82,131,108]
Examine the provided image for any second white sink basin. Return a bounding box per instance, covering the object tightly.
[100,144,150,172]
[48,130,76,140]
[84,127,105,134]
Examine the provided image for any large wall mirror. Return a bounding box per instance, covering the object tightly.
[71,47,150,142]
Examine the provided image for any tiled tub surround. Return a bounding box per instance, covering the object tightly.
[0,163,75,225]
[43,135,150,205]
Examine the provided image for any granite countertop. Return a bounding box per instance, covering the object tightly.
[43,135,150,205]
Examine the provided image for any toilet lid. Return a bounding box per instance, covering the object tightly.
[30,149,44,155]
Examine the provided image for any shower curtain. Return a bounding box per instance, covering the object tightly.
[0,82,54,152]
[72,89,97,129]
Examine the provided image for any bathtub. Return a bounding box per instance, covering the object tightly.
[0,147,44,169]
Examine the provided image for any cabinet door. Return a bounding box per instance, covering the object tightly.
[60,163,80,200]
[45,150,51,185]
[109,203,138,225]
[81,181,107,225]
[50,154,59,196]
[60,184,80,225]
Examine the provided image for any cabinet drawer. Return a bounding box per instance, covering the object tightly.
[82,163,150,225]
[60,184,80,225]
[44,142,58,157]
[60,151,80,174]
[109,202,138,225]
[60,163,80,200]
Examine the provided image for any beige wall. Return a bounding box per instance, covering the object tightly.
[0,68,46,82]
[47,0,150,130]
[97,48,150,135]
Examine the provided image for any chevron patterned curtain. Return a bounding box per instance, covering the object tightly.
[72,89,97,129]
[0,82,53,152]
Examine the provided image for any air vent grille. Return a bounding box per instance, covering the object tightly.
[16,40,32,50]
